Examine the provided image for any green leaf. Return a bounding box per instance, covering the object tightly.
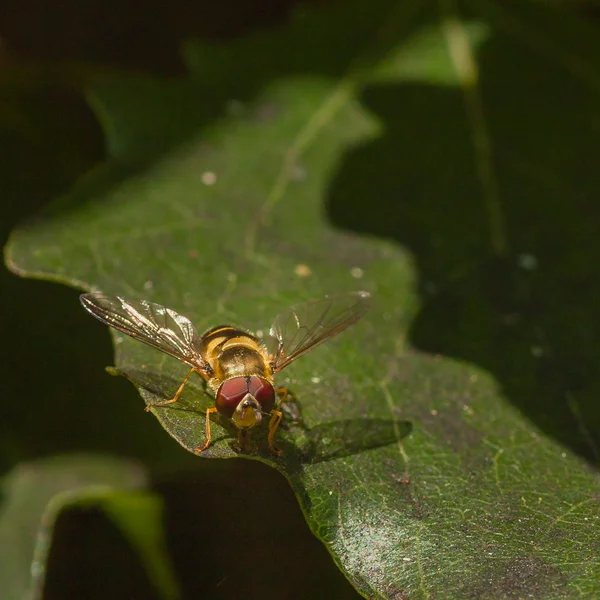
[0,454,178,600]
[5,0,600,598]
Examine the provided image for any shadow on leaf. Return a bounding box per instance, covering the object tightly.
[278,418,412,472]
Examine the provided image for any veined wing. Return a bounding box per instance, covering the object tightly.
[268,291,370,372]
[80,294,212,374]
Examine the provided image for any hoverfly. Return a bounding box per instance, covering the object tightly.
[80,291,370,455]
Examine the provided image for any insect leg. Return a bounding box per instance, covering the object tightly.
[267,387,290,455]
[267,410,283,455]
[145,367,196,411]
[274,386,290,410]
[237,428,251,452]
[195,407,218,453]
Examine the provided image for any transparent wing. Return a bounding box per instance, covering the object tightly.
[80,294,212,374]
[268,291,370,372]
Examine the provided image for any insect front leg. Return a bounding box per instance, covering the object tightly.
[267,387,290,455]
[274,386,290,409]
[145,367,199,411]
[195,407,218,453]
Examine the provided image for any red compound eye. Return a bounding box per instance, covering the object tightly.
[215,376,275,418]
[216,377,249,417]
[248,377,275,413]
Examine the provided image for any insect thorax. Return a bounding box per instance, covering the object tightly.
[200,326,272,389]
[214,345,271,382]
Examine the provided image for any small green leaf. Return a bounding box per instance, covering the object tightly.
[5,0,600,598]
[0,455,150,600]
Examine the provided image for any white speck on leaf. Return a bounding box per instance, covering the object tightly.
[143,280,153,291]
[201,171,217,186]
[31,560,43,578]
[292,164,307,181]
[294,264,311,277]
[350,267,363,279]
[518,253,538,270]
[530,345,544,357]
